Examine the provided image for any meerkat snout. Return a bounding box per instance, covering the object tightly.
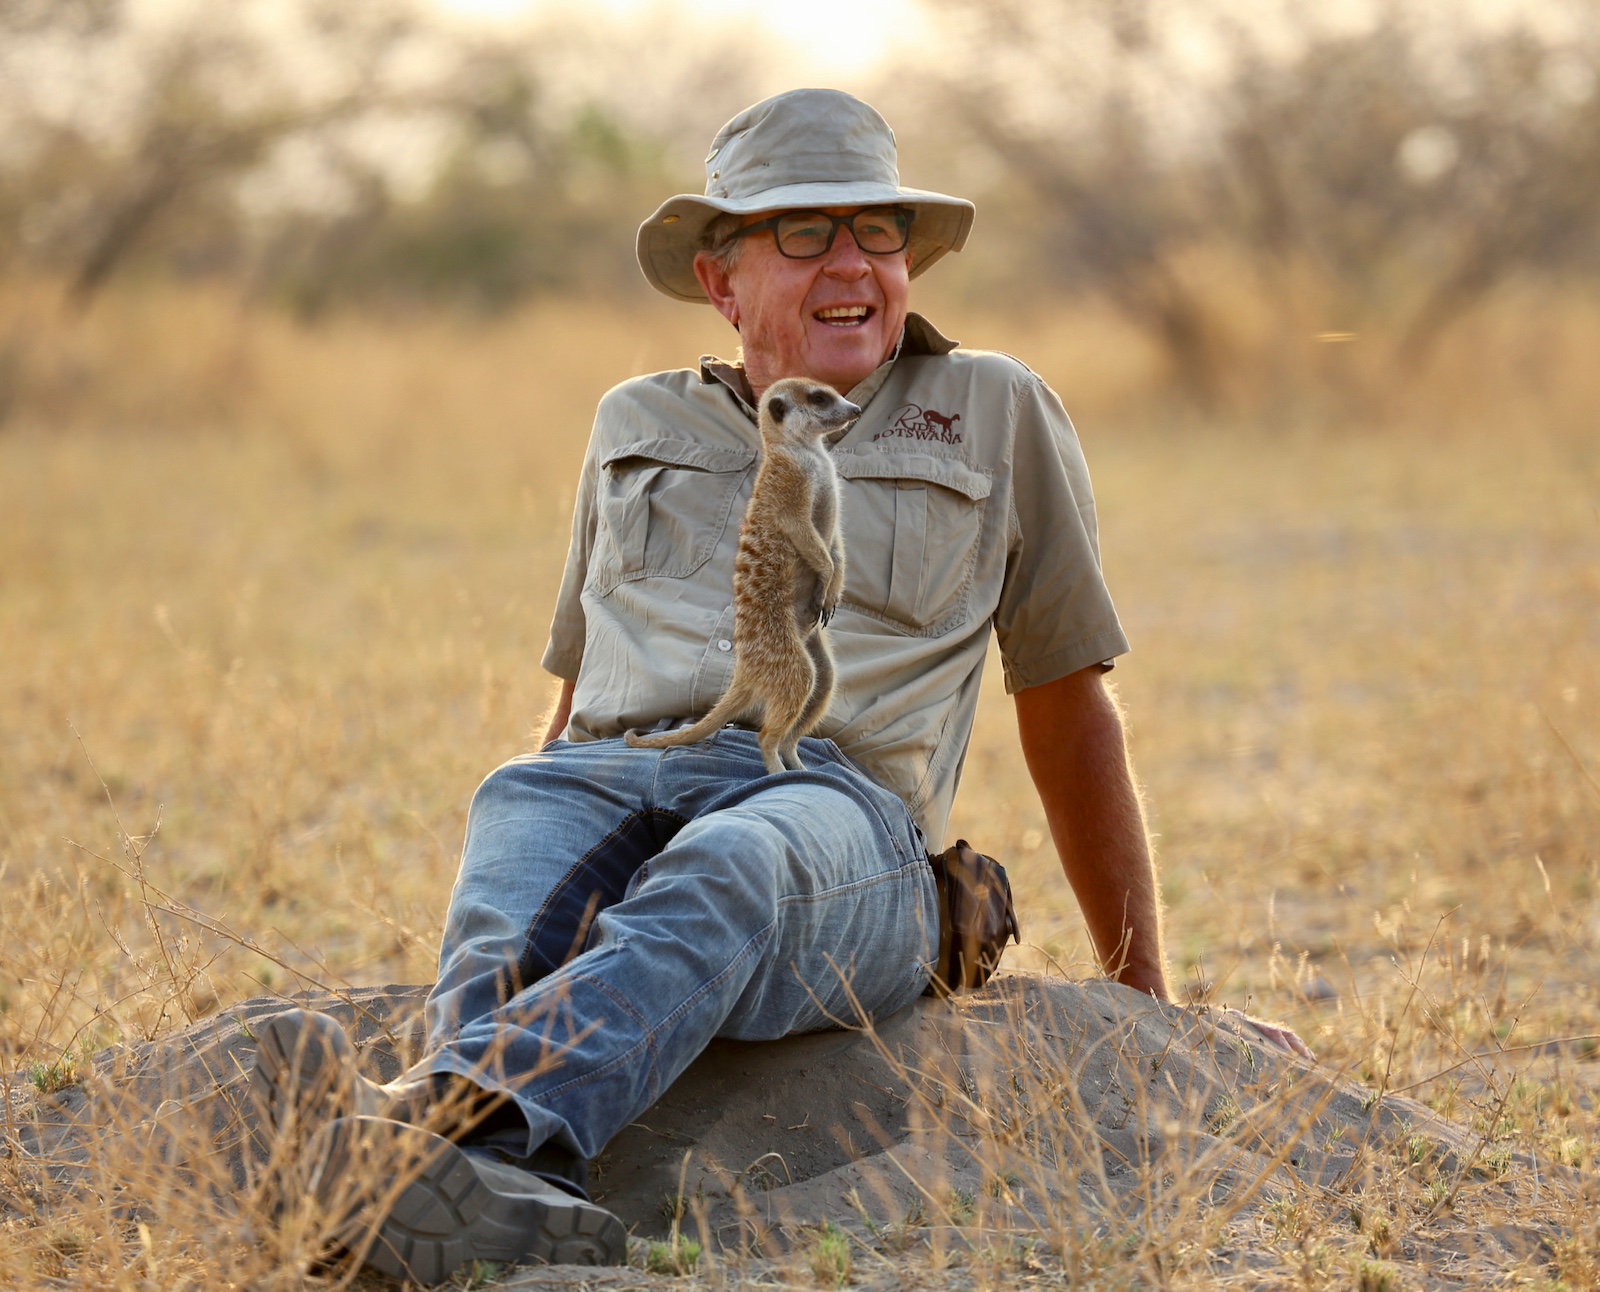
[762,381,860,439]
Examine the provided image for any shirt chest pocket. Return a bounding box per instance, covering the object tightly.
[834,452,993,636]
[591,438,755,595]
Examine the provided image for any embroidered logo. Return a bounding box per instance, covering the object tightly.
[873,403,964,444]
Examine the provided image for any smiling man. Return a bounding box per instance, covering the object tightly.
[253,89,1308,1286]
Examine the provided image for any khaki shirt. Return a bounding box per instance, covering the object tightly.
[542,314,1129,846]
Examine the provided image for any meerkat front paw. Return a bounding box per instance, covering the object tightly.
[810,563,843,627]
[820,572,846,626]
[811,581,842,627]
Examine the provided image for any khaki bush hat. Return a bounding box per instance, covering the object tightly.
[637,88,976,303]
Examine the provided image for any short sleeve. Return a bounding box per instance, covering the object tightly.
[539,431,601,680]
[993,374,1130,693]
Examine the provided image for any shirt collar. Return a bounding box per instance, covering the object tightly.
[698,312,959,420]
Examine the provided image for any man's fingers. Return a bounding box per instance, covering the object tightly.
[1254,1021,1316,1061]
[1223,1008,1317,1062]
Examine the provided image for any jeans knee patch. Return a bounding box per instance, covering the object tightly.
[517,809,685,986]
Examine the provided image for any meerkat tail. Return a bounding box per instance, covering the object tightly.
[623,686,753,751]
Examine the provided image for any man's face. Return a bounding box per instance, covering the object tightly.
[693,206,911,400]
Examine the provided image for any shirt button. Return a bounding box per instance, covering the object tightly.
[717,639,732,652]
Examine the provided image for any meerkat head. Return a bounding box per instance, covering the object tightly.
[760,378,861,444]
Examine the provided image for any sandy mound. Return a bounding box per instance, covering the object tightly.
[8,974,1559,1285]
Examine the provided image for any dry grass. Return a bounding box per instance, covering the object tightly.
[1,279,1598,1288]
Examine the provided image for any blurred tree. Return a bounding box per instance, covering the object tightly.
[910,0,1600,403]
[0,0,755,316]
[0,0,425,305]
[0,0,118,35]
[255,59,685,315]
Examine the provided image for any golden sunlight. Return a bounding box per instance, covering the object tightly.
[431,0,925,74]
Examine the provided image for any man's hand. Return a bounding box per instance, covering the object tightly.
[1015,667,1171,1002]
[541,679,576,748]
[1223,1008,1317,1061]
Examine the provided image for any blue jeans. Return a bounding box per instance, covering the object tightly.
[404,729,939,1164]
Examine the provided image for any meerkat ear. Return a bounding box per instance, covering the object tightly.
[766,395,789,422]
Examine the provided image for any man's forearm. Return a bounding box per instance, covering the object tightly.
[1014,668,1170,1001]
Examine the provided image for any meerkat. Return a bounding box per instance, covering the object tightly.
[625,377,856,774]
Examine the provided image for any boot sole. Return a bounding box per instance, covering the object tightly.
[251,1008,379,1142]
[311,1117,627,1284]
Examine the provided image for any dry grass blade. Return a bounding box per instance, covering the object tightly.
[1543,708,1600,804]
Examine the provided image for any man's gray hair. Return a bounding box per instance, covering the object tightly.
[700,212,746,274]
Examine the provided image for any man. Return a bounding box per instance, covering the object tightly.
[255,88,1309,1285]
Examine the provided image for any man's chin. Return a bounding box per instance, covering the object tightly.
[803,326,893,392]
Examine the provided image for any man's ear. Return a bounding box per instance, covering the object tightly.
[693,251,740,330]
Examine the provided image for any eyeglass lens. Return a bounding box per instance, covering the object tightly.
[774,209,910,258]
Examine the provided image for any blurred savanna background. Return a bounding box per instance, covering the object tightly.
[2,0,1600,1286]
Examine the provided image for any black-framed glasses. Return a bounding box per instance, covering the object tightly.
[730,207,915,259]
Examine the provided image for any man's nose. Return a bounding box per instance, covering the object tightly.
[822,225,871,277]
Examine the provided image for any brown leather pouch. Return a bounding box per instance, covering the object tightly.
[923,839,1022,997]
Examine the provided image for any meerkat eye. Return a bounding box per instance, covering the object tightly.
[767,396,788,420]
[808,388,831,408]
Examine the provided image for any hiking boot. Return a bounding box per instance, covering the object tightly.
[308,1115,627,1284]
[251,1009,401,1142]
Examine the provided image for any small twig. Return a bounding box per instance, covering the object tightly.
[1426,1077,1518,1219]
[1387,1033,1600,1096]
[72,835,383,1038]
[734,1150,792,1190]
[70,726,193,1024]
[1338,909,1453,1183]
[1377,909,1454,1106]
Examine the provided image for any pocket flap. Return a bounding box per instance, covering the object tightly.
[833,450,993,501]
[601,438,755,474]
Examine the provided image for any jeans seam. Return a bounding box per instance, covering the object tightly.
[651,915,773,1043]
[535,970,662,1101]
[817,763,915,866]
[771,852,930,911]
[688,730,914,866]
[532,917,775,1104]
[519,810,647,938]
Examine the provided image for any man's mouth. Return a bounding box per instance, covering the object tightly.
[814,305,873,327]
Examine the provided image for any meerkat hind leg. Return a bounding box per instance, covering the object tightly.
[760,723,798,775]
[760,656,817,774]
[775,705,809,771]
[762,697,808,773]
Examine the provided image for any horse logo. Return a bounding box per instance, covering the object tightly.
[874,403,965,443]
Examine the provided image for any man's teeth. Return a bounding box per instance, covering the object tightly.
[816,306,869,322]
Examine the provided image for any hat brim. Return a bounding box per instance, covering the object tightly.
[636,181,976,303]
